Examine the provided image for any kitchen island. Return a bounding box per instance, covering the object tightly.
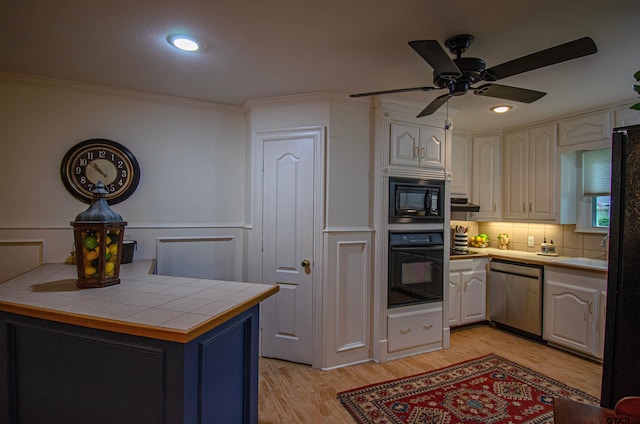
[0,260,278,424]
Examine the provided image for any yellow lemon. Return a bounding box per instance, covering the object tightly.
[109,244,118,254]
[84,266,97,277]
[105,262,115,275]
[85,250,99,261]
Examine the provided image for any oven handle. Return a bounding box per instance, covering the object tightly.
[390,246,444,251]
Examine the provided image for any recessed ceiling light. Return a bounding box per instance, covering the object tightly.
[167,35,200,52]
[490,105,513,114]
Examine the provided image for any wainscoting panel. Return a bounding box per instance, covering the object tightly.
[336,241,368,352]
[0,241,44,283]
[156,236,236,280]
[322,230,372,369]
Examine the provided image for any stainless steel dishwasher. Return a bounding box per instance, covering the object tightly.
[489,259,543,338]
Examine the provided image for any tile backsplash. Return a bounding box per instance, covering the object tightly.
[450,221,609,259]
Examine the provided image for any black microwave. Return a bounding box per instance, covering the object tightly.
[389,177,444,223]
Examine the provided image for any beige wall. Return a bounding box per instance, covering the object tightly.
[1,74,374,268]
[0,74,247,263]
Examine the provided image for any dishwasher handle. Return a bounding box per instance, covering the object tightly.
[489,259,542,279]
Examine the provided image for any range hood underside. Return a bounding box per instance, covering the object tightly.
[451,198,480,213]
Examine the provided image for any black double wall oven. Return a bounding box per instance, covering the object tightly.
[388,177,445,309]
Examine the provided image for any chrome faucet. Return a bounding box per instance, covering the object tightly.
[601,233,610,247]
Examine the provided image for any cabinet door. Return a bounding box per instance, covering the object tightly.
[451,132,471,196]
[419,126,445,170]
[544,280,598,356]
[559,111,612,146]
[504,124,558,221]
[390,123,419,166]
[598,291,607,360]
[528,124,557,220]
[472,135,501,220]
[461,270,487,325]
[503,130,529,220]
[448,272,461,327]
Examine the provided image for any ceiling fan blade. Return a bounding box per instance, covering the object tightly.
[474,83,546,103]
[417,93,452,117]
[350,86,438,98]
[409,40,462,80]
[483,37,597,80]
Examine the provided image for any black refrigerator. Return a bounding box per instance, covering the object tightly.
[601,124,640,408]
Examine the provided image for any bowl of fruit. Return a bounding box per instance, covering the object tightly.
[470,234,489,248]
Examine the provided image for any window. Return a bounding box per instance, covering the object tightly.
[582,149,611,197]
[592,195,611,228]
[575,148,611,233]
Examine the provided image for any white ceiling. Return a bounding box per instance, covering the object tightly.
[1,0,639,132]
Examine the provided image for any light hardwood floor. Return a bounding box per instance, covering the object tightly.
[258,325,603,423]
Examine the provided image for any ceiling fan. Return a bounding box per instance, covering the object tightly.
[350,34,597,118]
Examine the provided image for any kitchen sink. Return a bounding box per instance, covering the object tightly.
[552,257,608,270]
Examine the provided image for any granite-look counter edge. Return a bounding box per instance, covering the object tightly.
[0,260,279,343]
[450,247,607,274]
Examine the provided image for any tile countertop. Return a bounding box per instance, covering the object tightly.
[450,247,608,274]
[0,260,279,343]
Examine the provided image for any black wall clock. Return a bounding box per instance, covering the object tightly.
[60,139,140,205]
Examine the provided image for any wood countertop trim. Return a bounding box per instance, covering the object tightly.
[0,285,279,343]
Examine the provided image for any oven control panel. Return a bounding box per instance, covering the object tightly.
[389,232,444,246]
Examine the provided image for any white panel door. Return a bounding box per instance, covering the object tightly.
[260,132,315,365]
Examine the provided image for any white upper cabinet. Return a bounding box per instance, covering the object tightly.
[558,111,612,146]
[390,122,445,170]
[615,105,640,127]
[503,123,557,221]
[450,132,471,197]
[471,134,501,221]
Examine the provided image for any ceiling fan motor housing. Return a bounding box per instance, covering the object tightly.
[433,57,486,93]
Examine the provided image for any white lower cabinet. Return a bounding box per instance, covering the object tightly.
[543,267,607,359]
[387,306,442,353]
[449,258,487,327]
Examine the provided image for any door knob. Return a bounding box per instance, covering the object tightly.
[301,259,311,274]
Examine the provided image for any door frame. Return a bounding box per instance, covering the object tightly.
[249,126,326,369]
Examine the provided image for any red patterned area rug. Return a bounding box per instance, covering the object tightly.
[337,354,599,424]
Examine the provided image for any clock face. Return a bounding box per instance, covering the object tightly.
[61,139,140,204]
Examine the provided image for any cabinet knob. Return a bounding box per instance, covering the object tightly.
[400,328,411,335]
[423,324,433,331]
